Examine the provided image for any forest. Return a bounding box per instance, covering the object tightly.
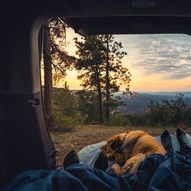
[40,18,191,130]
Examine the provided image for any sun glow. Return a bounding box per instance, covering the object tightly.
[56,28,191,92]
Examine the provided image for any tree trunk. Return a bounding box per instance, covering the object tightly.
[105,38,110,120]
[97,82,103,123]
[43,22,53,122]
[95,66,103,123]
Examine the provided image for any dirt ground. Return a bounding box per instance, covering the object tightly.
[50,125,191,164]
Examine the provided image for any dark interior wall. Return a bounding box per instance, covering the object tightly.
[1,20,32,93]
[0,10,56,187]
[0,1,81,185]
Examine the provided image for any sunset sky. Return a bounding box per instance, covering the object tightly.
[63,28,191,92]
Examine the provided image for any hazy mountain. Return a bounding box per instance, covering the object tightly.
[140,91,191,98]
[113,91,191,114]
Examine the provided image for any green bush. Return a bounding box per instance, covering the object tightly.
[52,111,86,128]
[105,114,129,126]
[146,94,191,127]
[105,94,191,128]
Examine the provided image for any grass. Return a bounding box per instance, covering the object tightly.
[50,124,191,164]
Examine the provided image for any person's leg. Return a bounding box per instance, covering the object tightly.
[160,129,174,153]
[63,150,108,171]
[128,153,164,190]
[176,128,191,153]
[94,151,108,171]
[63,150,80,169]
[63,150,133,191]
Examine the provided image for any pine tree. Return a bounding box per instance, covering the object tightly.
[40,18,75,127]
[74,35,131,122]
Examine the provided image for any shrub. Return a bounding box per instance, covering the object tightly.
[105,114,128,126]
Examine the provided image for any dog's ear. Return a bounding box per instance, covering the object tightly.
[110,141,120,150]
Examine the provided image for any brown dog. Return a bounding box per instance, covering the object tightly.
[101,130,166,174]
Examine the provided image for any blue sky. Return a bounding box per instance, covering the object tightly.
[115,34,191,80]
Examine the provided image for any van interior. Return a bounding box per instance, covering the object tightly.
[1,0,191,188]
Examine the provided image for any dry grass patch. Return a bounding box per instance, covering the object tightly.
[50,125,191,163]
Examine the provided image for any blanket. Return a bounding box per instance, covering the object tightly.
[2,133,191,191]
[78,133,191,172]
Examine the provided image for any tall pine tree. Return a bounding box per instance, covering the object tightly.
[74,35,131,122]
[40,18,75,127]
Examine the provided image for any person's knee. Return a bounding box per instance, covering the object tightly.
[65,163,94,178]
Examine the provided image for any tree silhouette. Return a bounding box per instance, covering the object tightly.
[74,35,131,122]
[40,18,75,126]
[102,35,131,119]
[74,36,106,122]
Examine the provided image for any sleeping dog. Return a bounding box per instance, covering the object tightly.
[101,130,166,174]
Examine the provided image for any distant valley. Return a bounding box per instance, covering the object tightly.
[113,91,191,115]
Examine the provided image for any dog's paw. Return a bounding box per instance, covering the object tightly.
[111,163,120,171]
[123,153,146,174]
[111,164,125,175]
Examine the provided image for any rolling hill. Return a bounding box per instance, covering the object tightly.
[113,91,191,114]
